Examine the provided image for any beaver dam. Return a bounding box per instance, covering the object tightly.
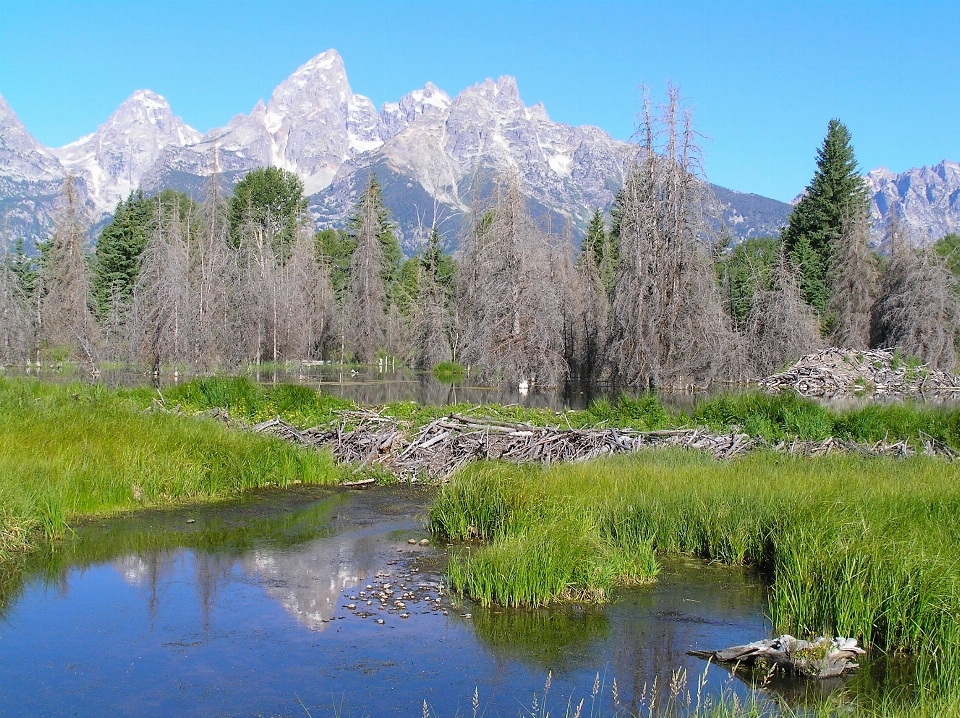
[244,408,958,482]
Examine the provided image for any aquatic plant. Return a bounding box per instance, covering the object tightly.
[430,450,960,703]
[0,378,339,564]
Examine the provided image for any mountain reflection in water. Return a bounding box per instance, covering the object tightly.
[0,485,907,718]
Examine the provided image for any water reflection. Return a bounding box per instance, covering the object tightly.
[0,487,918,717]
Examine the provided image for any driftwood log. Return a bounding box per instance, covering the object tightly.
[246,409,957,482]
[689,635,865,679]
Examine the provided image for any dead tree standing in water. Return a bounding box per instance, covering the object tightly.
[0,238,30,367]
[456,175,567,386]
[344,177,392,363]
[129,196,192,374]
[607,88,734,388]
[828,208,878,349]
[872,216,959,372]
[40,175,99,372]
[747,253,824,376]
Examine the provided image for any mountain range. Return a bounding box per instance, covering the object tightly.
[1,49,956,252]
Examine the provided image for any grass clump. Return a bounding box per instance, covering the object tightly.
[432,361,466,382]
[162,376,353,426]
[430,451,960,696]
[0,378,339,563]
[431,462,659,607]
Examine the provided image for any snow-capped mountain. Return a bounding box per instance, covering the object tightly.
[0,94,66,243]
[10,48,952,253]
[866,161,960,243]
[51,89,201,213]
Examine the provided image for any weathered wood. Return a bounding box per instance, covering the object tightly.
[243,408,958,483]
[689,635,865,680]
[762,347,960,398]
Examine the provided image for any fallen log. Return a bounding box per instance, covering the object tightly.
[689,635,865,679]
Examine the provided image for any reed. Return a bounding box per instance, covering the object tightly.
[0,378,339,563]
[430,450,960,701]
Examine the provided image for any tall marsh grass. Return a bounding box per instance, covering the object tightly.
[430,450,960,701]
[0,378,339,562]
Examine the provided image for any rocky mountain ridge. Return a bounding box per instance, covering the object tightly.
[0,49,951,252]
[866,161,960,243]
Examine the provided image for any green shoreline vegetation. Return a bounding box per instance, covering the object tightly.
[0,378,339,564]
[430,452,960,713]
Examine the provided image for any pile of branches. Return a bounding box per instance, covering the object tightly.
[761,347,960,398]
[248,410,957,482]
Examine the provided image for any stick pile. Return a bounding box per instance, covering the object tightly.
[761,348,960,397]
[248,410,956,482]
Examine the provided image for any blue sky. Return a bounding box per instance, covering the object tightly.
[1,0,958,202]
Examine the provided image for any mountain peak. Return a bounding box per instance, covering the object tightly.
[285,49,348,89]
[121,89,171,111]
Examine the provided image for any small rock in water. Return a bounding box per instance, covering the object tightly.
[186,519,195,524]
[366,600,373,606]
[419,539,430,546]
[442,610,448,616]
[400,613,409,619]
[346,603,356,610]
[407,539,417,545]
[376,618,385,625]
[462,613,472,619]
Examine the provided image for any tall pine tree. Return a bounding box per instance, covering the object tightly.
[782,119,869,314]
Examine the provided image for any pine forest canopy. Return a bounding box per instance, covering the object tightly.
[2,98,958,382]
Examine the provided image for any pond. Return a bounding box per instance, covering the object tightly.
[0,486,910,717]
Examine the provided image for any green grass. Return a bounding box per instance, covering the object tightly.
[160,375,355,426]
[430,450,960,704]
[433,361,466,382]
[0,378,340,564]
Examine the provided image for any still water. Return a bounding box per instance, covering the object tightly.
[0,486,796,717]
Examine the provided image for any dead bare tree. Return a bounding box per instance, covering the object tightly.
[872,217,959,371]
[456,174,567,386]
[0,242,30,367]
[563,225,611,382]
[746,253,824,376]
[191,164,236,368]
[129,195,193,374]
[343,184,389,363]
[40,175,99,371]
[827,208,878,349]
[274,227,335,360]
[606,87,736,388]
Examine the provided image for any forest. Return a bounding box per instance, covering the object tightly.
[2,93,958,388]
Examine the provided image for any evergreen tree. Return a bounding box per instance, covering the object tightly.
[581,208,617,293]
[92,190,157,315]
[782,119,869,313]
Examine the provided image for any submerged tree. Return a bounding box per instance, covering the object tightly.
[606,87,736,388]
